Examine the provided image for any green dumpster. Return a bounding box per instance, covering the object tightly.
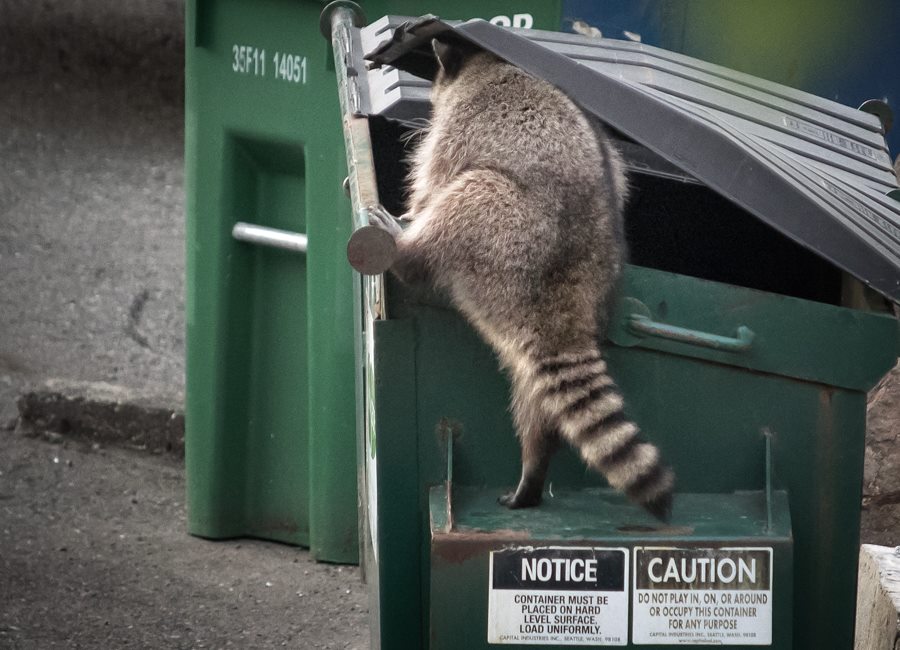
[325,9,900,647]
[184,1,563,563]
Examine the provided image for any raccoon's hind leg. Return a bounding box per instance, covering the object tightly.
[499,376,561,509]
[499,426,561,509]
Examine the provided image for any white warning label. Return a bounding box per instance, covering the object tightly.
[488,546,628,646]
[632,547,773,645]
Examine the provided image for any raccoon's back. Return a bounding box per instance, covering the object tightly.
[435,63,605,195]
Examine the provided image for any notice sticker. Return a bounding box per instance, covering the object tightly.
[632,547,773,645]
[488,546,628,645]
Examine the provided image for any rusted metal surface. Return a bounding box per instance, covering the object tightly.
[432,530,535,565]
[615,524,695,536]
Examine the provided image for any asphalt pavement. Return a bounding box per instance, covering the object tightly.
[0,428,368,649]
[0,0,186,405]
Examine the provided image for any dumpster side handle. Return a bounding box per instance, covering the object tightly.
[628,314,755,353]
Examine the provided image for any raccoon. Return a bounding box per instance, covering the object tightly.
[369,39,675,520]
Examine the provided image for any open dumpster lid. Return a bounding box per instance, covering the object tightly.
[361,16,900,303]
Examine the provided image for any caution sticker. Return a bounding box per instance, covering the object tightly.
[632,547,773,645]
[488,546,628,646]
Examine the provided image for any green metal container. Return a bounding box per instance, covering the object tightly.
[185,0,351,562]
[362,267,897,648]
[324,12,900,645]
[184,0,562,563]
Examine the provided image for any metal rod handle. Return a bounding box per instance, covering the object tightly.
[628,314,755,353]
[232,222,308,253]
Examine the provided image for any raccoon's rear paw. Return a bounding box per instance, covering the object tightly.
[498,491,542,509]
[367,204,403,238]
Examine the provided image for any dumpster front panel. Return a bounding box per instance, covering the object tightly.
[429,488,793,649]
[369,263,896,649]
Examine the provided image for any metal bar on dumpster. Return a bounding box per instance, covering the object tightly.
[628,313,755,353]
[231,222,308,253]
[322,1,385,585]
[324,1,397,276]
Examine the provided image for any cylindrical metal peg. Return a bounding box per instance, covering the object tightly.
[232,222,308,254]
[347,225,397,275]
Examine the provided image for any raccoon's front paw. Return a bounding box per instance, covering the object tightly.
[367,204,404,239]
[498,490,542,509]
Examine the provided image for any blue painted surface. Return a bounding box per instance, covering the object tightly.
[562,0,900,160]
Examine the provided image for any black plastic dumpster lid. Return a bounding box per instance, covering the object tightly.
[364,16,900,303]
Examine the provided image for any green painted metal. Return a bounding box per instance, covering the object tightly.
[185,0,358,561]
[365,264,898,648]
[371,318,421,645]
[608,266,898,391]
[429,487,793,649]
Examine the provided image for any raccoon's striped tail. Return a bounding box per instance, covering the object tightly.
[534,348,675,520]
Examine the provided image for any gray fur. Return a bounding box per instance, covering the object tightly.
[376,44,674,519]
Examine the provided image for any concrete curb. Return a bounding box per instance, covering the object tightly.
[15,379,184,455]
